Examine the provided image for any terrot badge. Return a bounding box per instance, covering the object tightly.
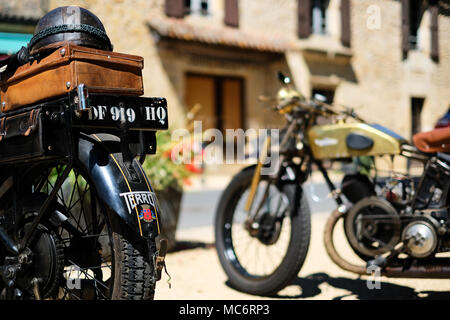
[119,191,159,223]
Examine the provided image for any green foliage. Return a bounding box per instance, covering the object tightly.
[355,156,375,176]
[142,130,193,191]
[48,132,193,192]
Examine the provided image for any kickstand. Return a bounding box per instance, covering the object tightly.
[31,278,41,300]
[155,239,171,288]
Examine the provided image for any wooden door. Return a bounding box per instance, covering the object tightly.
[222,78,243,131]
[185,74,217,129]
[185,74,244,131]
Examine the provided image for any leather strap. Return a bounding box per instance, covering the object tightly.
[23,109,39,136]
[0,117,5,141]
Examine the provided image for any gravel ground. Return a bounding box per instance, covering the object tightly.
[155,212,450,300]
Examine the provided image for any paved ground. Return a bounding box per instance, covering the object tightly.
[154,174,450,300]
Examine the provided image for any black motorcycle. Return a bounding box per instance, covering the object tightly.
[0,7,168,300]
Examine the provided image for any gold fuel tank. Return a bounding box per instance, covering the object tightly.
[307,122,408,160]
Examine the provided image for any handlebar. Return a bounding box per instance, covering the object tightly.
[283,97,337,117]
[273,95,365,122]
[275,96,299,110]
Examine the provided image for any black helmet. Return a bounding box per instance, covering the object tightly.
[28,6,113,55]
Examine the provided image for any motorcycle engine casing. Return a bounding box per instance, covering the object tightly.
[402,220,438,259]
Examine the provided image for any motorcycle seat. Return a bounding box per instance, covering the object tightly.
[413,126,450,153]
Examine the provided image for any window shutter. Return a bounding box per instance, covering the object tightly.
[430,4,439,62]
[224,0,239,27]
[340,0,351,47]
[165,0,185,18]
[298,0,311,38]
[401,0,410,59]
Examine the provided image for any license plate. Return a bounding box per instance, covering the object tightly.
[72,94,168,131]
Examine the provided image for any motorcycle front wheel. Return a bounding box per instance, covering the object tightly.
[215,168,311,296]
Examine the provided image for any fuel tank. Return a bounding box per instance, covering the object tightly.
[307,123,408,160]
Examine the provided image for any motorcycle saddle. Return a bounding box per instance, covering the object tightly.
[413,126,450,153]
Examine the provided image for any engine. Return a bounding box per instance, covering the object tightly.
[341,154,450,260]
[344,196,449,260]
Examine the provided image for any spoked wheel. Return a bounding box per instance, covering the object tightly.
[4,161,156,300]
[42,163,115,300]
[215,168,311,296]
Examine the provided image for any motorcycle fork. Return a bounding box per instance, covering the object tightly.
[244,136,286,228]
[244,135,271,214]
[245,121,298,217]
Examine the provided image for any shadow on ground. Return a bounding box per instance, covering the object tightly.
[170,240,215,253]
[226,273,450,300]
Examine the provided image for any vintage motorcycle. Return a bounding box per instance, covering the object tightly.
[0,7,168,300]
[215,72,450,296]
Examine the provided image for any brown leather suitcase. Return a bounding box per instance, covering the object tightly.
[0,43,144,112]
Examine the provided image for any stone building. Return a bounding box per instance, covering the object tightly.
[1,0,449,141]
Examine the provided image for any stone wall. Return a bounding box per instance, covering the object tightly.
[334,0,450,140]
[0,0,47,19]
[3,0,448,138]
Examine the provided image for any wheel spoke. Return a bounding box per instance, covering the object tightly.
[67,259,109,290]
[28,165,115,300]
[67,171,80,210]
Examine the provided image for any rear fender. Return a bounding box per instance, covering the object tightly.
[77,133,161,239]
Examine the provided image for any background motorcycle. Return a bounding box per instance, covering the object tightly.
[214,72,450,296]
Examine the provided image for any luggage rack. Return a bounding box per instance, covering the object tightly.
[0,84,168,165]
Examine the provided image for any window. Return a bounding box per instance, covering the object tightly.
[312,88,334,104]
[409,97,425,170]
[402,0,439,61]
[298,0,350,46]
[408,0,426,50]
[311,0,329,35]
[411,97,424,137]
[313,88,335,125]
[184,0,210,16]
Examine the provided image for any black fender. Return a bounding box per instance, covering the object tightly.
[77,133,161,239]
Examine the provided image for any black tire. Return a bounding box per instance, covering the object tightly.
[215,167,311,296]
[111,233,156,300]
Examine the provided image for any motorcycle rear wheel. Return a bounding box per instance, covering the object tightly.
[1,161,156,300]
[44,162,156,300]
[215,168,311,296]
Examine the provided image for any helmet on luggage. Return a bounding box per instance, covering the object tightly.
[29,6,113,55]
